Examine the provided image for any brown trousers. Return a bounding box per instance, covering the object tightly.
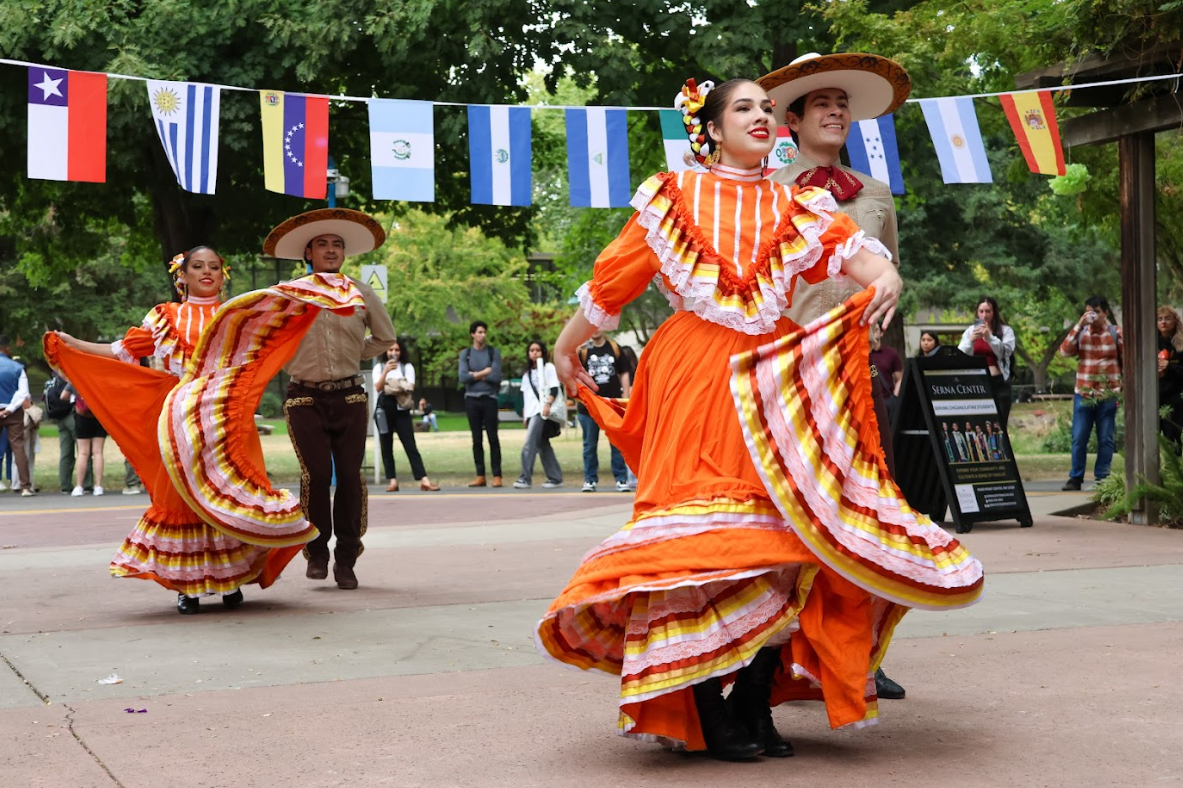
[285,383,369,568]
[0,409,30,490]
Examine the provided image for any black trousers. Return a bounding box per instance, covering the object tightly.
[378,399,427,481]
[465,396,501,476]
[285,383,369,568]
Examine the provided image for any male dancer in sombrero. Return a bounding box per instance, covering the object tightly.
[758,52,912,700]
[264,209,396,591]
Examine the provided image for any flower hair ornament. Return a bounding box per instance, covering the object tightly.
[168,249,231,298]
[674,78,716,167]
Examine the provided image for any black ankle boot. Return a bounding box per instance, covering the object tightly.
[729,647,794,758]
[177,594,200,615]
[222,589,244,609]
[691,678,763,761]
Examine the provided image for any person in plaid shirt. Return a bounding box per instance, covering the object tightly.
[1059,295,1123,491]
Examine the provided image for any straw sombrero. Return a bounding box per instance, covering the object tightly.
[757,52,911,125]
[263,208,386,260]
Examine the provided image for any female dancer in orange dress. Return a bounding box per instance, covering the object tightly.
[535,79,984,760]
[47,247,364,614]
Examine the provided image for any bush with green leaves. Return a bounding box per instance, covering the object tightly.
[1104,436,1183,527]
[1042,401,1125,453]
[258,391,283,419]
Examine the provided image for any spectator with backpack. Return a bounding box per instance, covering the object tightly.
[43,371,93,493]
[1059,295,1122,491]
[458,320,503,487]
[577,331,630,492]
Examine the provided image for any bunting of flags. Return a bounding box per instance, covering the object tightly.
[260,90,329,199]
[26,67,107,183]
[14,57,1084,205]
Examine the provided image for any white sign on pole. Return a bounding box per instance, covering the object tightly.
[360,264,389,303]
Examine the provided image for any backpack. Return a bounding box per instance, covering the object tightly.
[578,338,623,372]
[42,376,73,420]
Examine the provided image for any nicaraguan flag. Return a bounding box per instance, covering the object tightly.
[147,79,220,194]
[369,99,435,202]
[845,114,905,195]
[919,97,992,184]
[260,90,329,199]
[27,67,107,183]
[565,108,631,208]
[468,105,532,206]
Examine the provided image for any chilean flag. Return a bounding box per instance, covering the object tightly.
[27,67,107,183]
[260,90,329,199]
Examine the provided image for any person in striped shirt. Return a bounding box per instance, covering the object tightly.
[1059,295,1123,491]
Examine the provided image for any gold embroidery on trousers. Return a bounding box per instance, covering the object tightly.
[345,392,368,404]
[285,396,315,407]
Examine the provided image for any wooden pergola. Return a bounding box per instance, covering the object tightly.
[1017,43,1181,523]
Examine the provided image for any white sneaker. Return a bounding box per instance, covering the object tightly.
[512,480,531,489]
[122,486,143,495]
[20,488,35,497]
[93,486,105,496]
[616,481,632,492]
[581,481,596,492]
[0,481,8,492]
[71,486,84,497]
[542,481,562,488]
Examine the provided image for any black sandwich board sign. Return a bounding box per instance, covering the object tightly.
[891,353,1032,533]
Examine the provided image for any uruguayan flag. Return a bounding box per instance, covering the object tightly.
[919,97,992,184]
[845,113,905,195]
[468,105,532,206]
[565,108,631,208]
[369,99,435,202]
[146,80,220,194]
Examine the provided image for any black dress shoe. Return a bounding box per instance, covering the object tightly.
[1061,478,1083,491]
[222,589,244,609]
[306,558,329,580]
[177,594,201,615]
[875,668,906,700]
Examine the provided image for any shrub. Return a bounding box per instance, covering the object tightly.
[258,391,284,419]
[1104,436,1183,527]
[1042,402,1125,453]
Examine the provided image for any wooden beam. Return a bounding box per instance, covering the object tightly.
[1015,41,1183,90]
[1119,132,1159,524]
[1062,95,1183,148]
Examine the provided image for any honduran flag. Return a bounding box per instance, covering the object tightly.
[260,91,329,199]
[147,80,221,194]
[846,114,905,195]
[369,98,434,202]
[659,109,695,173]
[565,108,631,208]
[27,67,107,183]
[919,97,992,184]
[999,92,1066,176]
[468,105,532,206]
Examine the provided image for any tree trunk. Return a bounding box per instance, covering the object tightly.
[148,146,216,296]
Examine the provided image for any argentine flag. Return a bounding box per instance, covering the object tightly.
[845,114,905,195]
[369,99,435,202]
[468,105,532,206]
[919,97,992,184]
[146,79,220,194]
[565,108,631,208]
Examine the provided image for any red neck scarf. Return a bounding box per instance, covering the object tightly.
[795,165,864,201]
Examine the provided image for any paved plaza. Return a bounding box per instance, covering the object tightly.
[1,487,1181,787]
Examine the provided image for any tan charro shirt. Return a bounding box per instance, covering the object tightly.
[770,154,900,324]
[283,276,396,382]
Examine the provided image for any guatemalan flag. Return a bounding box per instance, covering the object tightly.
[468,105,532,206]
[369,99,434,202]
[147,80,221,194]
[27,67,107,183]
[565,108,631,208]
[845,113,905,195]
[919,97,992,184]
[260,90,329,199]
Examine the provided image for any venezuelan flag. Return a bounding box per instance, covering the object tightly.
[260,90,329,198]
[1000,92,1065,176]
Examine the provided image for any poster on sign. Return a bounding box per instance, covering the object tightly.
[892,354,1032,533]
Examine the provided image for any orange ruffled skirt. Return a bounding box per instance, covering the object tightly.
[535,290,983,749]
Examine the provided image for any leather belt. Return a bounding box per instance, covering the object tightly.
[293,375,364,392]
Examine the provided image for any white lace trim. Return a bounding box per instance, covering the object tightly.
[575,282,620,331]
[110,340,136,365]
[630,177,842,336]
[825,232,892,286]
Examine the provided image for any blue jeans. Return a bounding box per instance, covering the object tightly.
[1069,395,1118,481]
[578,413,626,484]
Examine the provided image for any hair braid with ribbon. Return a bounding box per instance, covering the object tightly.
[674,78,715,167]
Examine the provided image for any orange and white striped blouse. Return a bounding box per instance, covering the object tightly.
[112,295,221,375]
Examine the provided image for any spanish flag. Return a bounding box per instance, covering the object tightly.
[1000,92,1065,176]
[260,90,329,198]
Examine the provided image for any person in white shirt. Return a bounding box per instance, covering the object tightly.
[373,339,440,492]
[514,340,563,489]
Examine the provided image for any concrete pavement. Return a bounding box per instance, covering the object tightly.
[1,486,1180,787]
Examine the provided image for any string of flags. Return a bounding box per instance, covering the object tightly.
[18,59,1176,205]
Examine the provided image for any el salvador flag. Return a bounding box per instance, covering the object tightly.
[468,105,532,206]
[565,108,631,208]
[919,97,993,184]
[845,114,905,195]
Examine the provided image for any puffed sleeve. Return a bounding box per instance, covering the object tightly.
[575,215,660,330]
[111,306,170,363]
